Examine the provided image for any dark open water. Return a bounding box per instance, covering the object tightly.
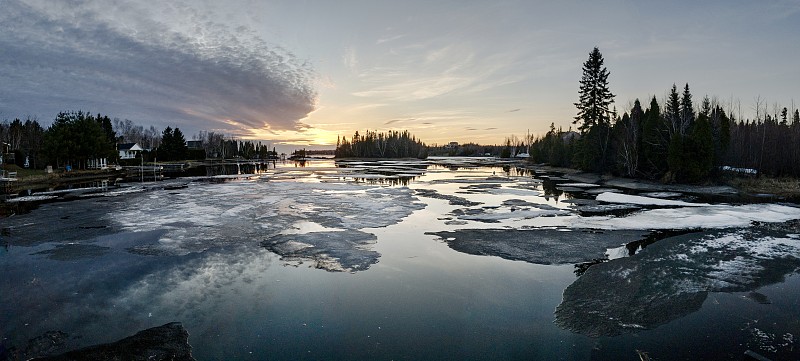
[2,158,799,360]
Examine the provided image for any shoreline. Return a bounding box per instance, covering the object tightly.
[3,157,799,207]
[522,163,800,203]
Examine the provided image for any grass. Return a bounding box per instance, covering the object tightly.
[1,164,48,178]
[727,176,800,198]
[1,164,125,190]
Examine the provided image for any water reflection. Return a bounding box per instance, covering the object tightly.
[350,177,415,186]
[541,179,564,202]
[4,157,800,360]
[177,161,277,177]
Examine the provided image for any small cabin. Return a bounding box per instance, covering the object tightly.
[118,143,143,159]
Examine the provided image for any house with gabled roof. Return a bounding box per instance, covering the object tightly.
[118,143,143,159]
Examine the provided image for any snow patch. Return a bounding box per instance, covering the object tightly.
[572,204,800,230]
[595,192,709,207]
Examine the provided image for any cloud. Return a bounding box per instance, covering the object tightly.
[0,0,316,135]
[343,46,359,73]
[376,34,406,45]
[349,40,527,103]
[507,109,521,113]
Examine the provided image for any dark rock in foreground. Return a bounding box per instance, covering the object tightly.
[30,322,194,361]
[427,228,648,265]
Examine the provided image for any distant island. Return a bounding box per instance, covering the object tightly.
[334,130,428,159]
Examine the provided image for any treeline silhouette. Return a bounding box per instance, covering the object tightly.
[532,47,799,182]
[1,112,289,169]
[725,113,800,177]
[0,111,117,170]
[335,130,428,158]
[530,90,800,180]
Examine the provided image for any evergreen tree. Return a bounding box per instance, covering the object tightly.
[158,126,187,161]
[574,47,615,132]
[42,111,115,169]
[665,84,681,137]
[573,47,615,172]
[666,89,713,183]
[640,96,669,179]
[21,118,45,169]
[700,96,711,119]
[710,105,731,167]
[685,111,714,181]
[160,127,174,160]
[172,127,188,160]
[335,130,426,159]
[679,83,695,136]
[780,107,788,125]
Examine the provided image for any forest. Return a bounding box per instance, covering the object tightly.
[0,112,287,169]
[0,111,117,170]
[527,47,800,181]
[335,130,428,159]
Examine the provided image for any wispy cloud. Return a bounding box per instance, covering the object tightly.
[343,46,359,73]
[348,40,527,103]
[0,0,316,134]
[376,34,406,45]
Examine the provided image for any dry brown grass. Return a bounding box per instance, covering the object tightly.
[728,176,800,197]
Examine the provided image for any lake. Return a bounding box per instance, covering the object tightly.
[2,157,799,360]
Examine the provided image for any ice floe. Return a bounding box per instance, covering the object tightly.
[558,183,600,188]
[595,192,709,207]
[572,203,800,230]
[428,228,648,265]
[2,177,425,272]
[262,230,379,272]
[555,220,800,337]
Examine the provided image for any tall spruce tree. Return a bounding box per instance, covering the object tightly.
[665,84,681,137]
[679,83,695,136]
[641,96,668,178]
[574,47,615,132]
[573,47,615,172]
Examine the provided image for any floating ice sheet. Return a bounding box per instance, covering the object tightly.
[572,203,800,230]
[262,230,379,272]
[595,192,709,207]
[428,228,648,264]
[555,220,800,337]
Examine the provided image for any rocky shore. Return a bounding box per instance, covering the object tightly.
[5,323,194,361]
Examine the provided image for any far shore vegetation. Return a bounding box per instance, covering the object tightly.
[533,47,800,184]
[2,46,799,194]
[334,130,427,159]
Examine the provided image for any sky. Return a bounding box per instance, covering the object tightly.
[1,0,799,149]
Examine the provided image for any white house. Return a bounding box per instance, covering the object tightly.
[87,157,108,169]
[118,143,143,159]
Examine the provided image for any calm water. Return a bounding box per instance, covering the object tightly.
[2,158,799,360]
